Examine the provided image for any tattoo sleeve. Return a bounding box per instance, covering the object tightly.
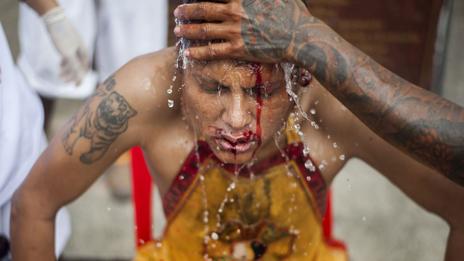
[291,21,464,185]
[61,76,137,164]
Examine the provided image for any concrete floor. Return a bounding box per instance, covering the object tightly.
[1,1,463,260]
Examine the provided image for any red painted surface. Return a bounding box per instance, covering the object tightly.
[253,64,263,149]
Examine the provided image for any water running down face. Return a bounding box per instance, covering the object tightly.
[182,60,294,165]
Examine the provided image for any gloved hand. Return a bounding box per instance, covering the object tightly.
[42,7,89,85]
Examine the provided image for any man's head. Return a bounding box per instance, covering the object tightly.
[176,0,310,165]
[181,60,294,165]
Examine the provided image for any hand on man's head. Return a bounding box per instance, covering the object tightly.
[174,0,315,63]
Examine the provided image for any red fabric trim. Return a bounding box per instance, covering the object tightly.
[130,147,153,247]
[162,141,213,218]
[287,143,327,216]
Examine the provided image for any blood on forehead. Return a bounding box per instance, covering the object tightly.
[186,59,284,85]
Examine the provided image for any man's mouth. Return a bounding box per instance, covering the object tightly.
[212,130,258,154]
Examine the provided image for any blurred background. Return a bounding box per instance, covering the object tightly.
[1,0,463,260]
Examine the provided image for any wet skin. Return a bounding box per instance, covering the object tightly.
[181,60,293,165]
[174,0,464,186]
[11,48,464,261]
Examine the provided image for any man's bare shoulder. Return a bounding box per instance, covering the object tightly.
[123,47,178,82]
[112,47,182,122]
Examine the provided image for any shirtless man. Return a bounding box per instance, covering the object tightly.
[9,40,464,260]
[173,0,464,186]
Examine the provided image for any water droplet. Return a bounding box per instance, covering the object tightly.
[305,159,316,172]
[339,154,345,161]
[304,159,313,169]
[211,232,219,240]
[166,88,173,94]
[318,164,325,170]
[303,146,310,156]
[294,124,301,131]
[333,142,338,148]
[310,108,316,115]
[306,176,312,182]
[168,99,174,108]
[310,121,317,128]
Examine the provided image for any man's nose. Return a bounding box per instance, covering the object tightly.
[222,94,252,130]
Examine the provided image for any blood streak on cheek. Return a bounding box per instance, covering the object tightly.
[252,64,263,149]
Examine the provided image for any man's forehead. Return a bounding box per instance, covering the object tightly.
[188,59,280,74]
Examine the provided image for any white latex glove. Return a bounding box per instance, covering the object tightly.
[42,7,89,86]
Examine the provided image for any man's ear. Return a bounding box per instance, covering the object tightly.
[294,67,312,87]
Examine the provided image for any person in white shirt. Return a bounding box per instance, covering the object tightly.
[0,23,70,260]
[18,0,169,130]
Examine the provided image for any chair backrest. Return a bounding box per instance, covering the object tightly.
[131,147,153,247]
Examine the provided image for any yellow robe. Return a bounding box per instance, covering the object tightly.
[135,130,348,261]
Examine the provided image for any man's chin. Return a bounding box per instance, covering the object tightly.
[212,149,254,165]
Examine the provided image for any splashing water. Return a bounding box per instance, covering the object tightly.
[303,146,311,156]
[169,8,353,255]
[176,16,190,70]
[281,63,309,121]
[305,159,316,172]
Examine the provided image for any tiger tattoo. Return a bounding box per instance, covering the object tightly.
[62,76,137,164]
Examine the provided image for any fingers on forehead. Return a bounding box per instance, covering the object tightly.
[176,2,230,21]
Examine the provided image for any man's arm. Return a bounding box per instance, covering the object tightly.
[11,74,137,260]
[305,81,464,260]
[9,52,169,260]
[288,21,464,185]
[173,0,464,185]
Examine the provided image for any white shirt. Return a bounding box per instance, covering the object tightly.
[0,23,70,259]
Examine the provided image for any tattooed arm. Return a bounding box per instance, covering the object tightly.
[174,0,464,185]
[305,81,464,260]
[10,50,174,260]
